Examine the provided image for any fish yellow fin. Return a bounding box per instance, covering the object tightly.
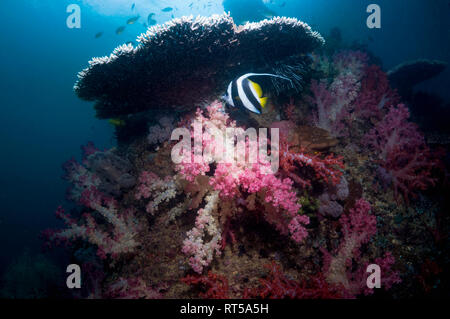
[249,80,263,98]
[260,97,268,108]
[108,118,125,127]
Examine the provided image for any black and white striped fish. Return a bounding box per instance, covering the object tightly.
[222,73,291,114]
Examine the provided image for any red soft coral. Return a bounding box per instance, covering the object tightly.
[354,65,399,120]
[243,262,342,299]
[365,104,439,202]
[182,272,230,299]
[321,199,400,297]
[105,277,164,299]
[276,127,344,189]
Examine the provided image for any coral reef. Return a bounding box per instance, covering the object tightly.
[137,103,319,273]
[365,103,439,202]
[74,14,324,118]
[43,15,449,299]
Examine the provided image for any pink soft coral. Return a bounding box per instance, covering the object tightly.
[309,51,369,137]
[354,65,399,120]
[365,103,438,202]
[62,159,101,203]
[181,192,222,274]
[135,171,179,214]
[239,163,309,243]
[309,78,355,137]
[44,187,141,259]
[171,102,312,272]
[44,146,141,259]
[321,199,401,297]
[333,50,368,78]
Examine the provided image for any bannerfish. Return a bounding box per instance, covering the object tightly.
[127,15,140,24]
[94,32,103,39]
[162,7,173,12]
[222,73,291,114]
[116,26,126,35]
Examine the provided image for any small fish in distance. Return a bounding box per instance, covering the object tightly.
[147,13,157,26]
[127,15,140,25]
[116,26,126,35]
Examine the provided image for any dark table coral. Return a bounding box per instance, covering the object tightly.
[387,59,447,100]
[74,14,324,119]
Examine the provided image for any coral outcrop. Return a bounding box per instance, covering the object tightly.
[321,199,401,297]
[43,14,449,298]
[74,14,324,118]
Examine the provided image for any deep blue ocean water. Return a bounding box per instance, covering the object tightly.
[0,0,448,281]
